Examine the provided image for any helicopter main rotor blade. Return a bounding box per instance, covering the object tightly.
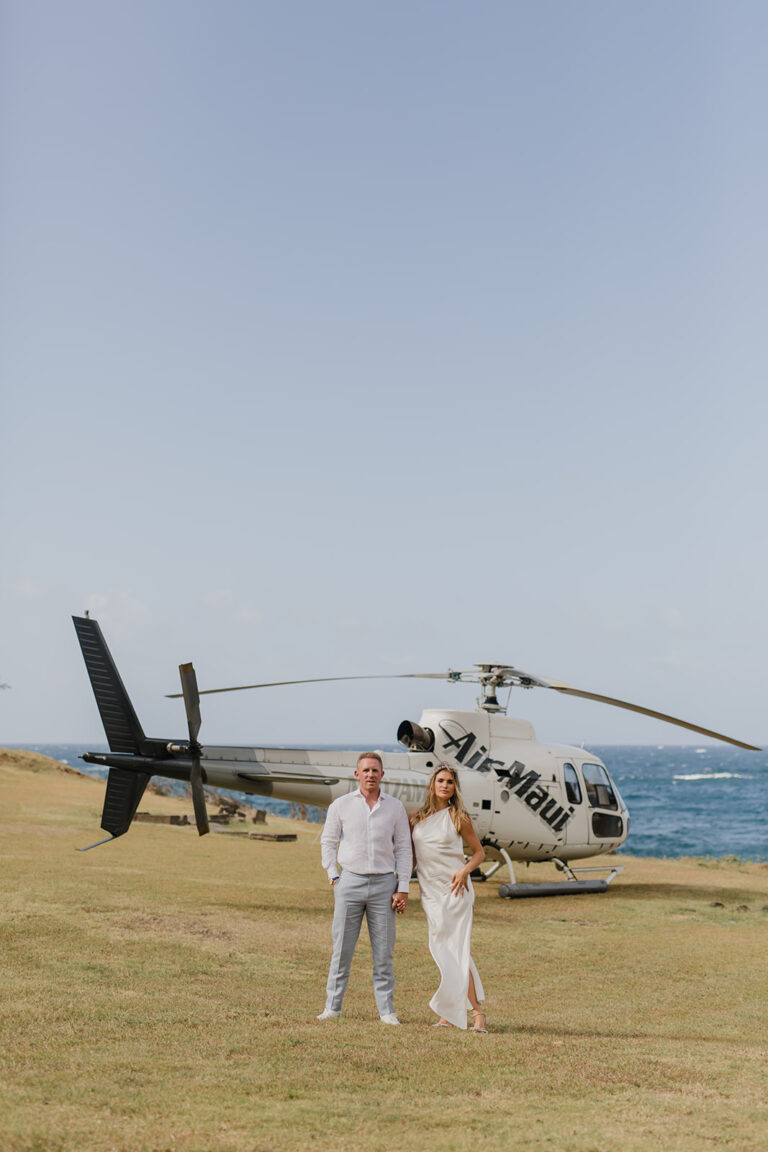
[169,659,759,750]
[539,679,760,750]
[166,672,451,698]
[178,662,209,835]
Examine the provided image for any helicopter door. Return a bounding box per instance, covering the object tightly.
[581,762,625,844]
[457,770,496,839]
[556,762,585,848]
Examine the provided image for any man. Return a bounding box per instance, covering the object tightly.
[318,751,412,1025]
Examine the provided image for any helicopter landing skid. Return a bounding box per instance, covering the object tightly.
[497,857,624,899]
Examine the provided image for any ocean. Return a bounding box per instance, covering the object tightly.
[9,742,768,861]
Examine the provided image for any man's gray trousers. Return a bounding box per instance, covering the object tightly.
[325,870,397,1016]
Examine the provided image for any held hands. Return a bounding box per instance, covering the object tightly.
[450,867,470,896]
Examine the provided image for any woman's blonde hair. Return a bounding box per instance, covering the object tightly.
[411,763,467,834]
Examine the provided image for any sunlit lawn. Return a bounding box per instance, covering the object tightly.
[1,749,767,1152]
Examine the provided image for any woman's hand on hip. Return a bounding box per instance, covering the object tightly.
[450,868,469,896]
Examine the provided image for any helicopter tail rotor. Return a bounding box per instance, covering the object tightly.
[179,662,210,836]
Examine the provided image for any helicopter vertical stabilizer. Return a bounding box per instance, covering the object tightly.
[99,766,151,838]
[72,616,147,754]
[73,615,152,842]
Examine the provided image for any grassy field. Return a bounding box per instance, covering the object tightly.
[1,747,766,1152]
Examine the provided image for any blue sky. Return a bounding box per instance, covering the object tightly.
[2,1,766,748]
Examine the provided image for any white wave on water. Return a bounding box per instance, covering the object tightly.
[674,772,746,781]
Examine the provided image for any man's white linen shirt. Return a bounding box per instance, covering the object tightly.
[321,789,412,892]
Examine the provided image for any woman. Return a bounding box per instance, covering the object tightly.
[410,764,488,1032]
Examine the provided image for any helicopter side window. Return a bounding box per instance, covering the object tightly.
[581,763,618,810]
[563,763,582,805]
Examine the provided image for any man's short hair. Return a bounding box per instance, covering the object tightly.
[356,751,383,769]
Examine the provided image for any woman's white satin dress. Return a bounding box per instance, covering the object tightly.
[412,807,484,1029]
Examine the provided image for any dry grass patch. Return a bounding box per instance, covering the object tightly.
[1,748,767,1152]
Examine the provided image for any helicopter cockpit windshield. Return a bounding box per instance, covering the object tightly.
[577,762,625,843]
[581,762,619,810]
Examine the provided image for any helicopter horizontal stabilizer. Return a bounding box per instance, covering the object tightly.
[238,771,341,786]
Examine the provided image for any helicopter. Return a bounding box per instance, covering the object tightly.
[72,615,760,897]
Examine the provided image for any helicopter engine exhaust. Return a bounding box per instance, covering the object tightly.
[397,720,435,752]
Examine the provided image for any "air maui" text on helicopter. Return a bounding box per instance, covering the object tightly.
[438,722,575,834]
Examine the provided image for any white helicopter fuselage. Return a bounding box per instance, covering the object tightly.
[197,708,628,863]
[72,616,756,876]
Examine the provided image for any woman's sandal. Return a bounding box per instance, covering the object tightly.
[432,1018,451,1027]
[471,1010,488,1034]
